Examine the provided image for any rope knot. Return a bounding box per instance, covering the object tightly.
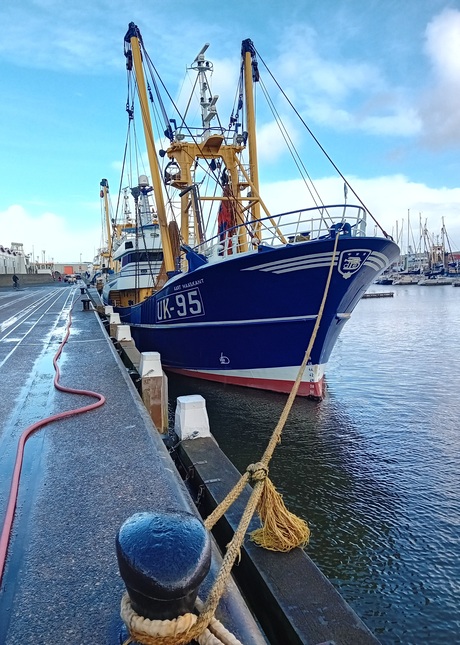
[246,462,268,482]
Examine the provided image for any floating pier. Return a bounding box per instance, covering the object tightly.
[362,291,394,298]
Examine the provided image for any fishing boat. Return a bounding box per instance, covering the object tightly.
[104,23,400,399]
[375,275,394,285]
[99,177,165,307]
[416,218,460,286]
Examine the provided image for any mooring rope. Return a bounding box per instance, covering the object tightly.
[121,232,341,644]
[121,594,243,645]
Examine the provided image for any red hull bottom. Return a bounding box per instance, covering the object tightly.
[166,368,325,400]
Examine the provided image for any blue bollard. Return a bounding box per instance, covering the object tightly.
[116,510,211,621]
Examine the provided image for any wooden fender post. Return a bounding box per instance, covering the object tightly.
[109,312,121,337]
[140,352,168,433]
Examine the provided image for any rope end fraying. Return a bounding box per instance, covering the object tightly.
[249,477,310,552]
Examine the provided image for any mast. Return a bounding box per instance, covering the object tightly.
[100,178,114,270]
[100,179,111,252]
[166,43,251,253]
[194,43,217,131]
[241,39,262,240]
[124,23,175,274]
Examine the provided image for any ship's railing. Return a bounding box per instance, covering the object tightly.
[174,125,244,147]
[194,204,368,259]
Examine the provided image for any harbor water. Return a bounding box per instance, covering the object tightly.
[168,284,460,644]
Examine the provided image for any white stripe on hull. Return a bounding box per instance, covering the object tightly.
[131,313,320,330]
[177,363,326,383]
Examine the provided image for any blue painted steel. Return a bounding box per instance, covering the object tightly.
[115,234,399,376]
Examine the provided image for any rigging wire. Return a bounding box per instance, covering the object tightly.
[253,46,391,239]
[111,77,163,292]
[257,77,332,220]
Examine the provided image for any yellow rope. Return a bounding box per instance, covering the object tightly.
[204,231,340,549]
[120,593,244,645]
[191,231,341,629]
[120,232,341,643]
[120,592,197,645]
[249,477,310,551]
[246,229,341,549]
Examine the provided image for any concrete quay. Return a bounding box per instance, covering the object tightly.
[0,284,382,644]
[99,288,382,645]
[0,287,264,644]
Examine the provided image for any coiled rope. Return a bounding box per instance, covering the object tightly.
[121,232,341,644]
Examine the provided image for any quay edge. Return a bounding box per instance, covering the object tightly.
[98,286,383,645]
[0,286,263,645]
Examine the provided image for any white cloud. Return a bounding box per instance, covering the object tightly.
[260,174,460,249]
[424,8,460,83]
[3,175,460,267]
[0,205,101,263]
[256,117,300,164]
[269,23,419,139]
[418,8,460,149]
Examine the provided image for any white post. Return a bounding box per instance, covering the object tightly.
[115,325,132,342]
[175,395,210,441]
[109,312,121,337]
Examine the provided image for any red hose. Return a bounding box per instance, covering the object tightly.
[0,298,106,586]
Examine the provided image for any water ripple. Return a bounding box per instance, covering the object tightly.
[169,286,460,644]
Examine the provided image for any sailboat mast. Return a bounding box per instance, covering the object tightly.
[100,179,112,258]
[124,23,175,274]
[241,40,261,239]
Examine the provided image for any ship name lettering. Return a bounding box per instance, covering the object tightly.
[157,288,204,322]
[182,278,204,289]
[157,298,172,320]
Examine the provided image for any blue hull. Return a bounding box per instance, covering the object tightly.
[112,236,399,396]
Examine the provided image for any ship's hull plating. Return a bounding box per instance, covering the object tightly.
[113,236,400,398]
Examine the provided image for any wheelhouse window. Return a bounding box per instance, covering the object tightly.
[121,251,164,267]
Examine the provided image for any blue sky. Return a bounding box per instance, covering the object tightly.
[1,0,460,263]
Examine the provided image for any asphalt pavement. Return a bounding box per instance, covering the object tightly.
[0,285,264,644]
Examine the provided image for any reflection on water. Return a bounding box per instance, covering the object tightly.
[168,285,460,644]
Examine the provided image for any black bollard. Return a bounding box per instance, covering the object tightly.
[80,287,86,295]
[116,510,211,621]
